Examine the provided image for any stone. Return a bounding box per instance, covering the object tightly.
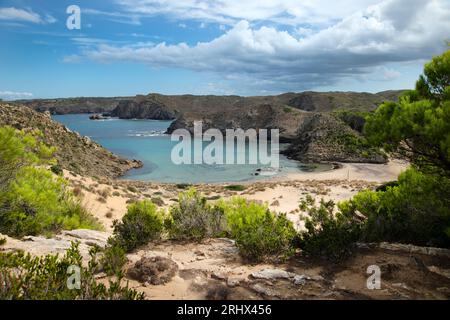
[251,284,276,297]
[293,275,308,285]
[227,278,240,287]
[127,256,178,285]
[250,268,293,280]
[211,272,227,281]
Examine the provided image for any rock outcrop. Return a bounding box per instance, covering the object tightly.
[283,113,387,164]
[111,96,176,120]
[0,229,109,263]
[0,103,142,178]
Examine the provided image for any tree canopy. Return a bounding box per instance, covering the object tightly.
[365,49,450,176]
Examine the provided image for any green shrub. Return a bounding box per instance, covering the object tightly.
[176,183,191,190]
[0,126,55,190]
[50,164,63,176]
[169,188,226,241]
[0,166,101,237]
[299,199,362,261]
[283,106,293,113]
[0,237,6,246]
[224,185,246,192]
[126,185,137,193]
[222,197,297,262]
[0,242,144,300]
[100,244,127,276]
[111,200,165,252]
[341,168,450,247]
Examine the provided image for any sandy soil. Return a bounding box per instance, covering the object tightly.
[4,160,449,300]
[64,160,408,232]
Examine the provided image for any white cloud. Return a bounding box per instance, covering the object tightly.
[0,91,33,100]
[114,0,381,26]
[178,23,187,28]
[61,55,82,64]
[81,0,449,92]
[0,7,56,24]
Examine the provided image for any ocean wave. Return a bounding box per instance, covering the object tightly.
[127,130,167,137]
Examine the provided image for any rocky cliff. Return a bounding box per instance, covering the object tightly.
[16,90,403,164]
[283,113,387,163]
[0,104,142,178]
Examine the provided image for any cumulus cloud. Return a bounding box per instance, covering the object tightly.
[0,91,33,100]
[0,7,56,24]
[81,0,450,92]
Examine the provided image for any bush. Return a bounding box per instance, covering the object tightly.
[0,242,144,300]
[299,198,362,261]
[50,164,63,176]
[169,188,226,241]
[100,244,128,276]
[0,126,54,190]
[341,168,450,248]
[0,166,101,237]
[222,197,297,262]
[111,200,165,252]
[224,185,246,192]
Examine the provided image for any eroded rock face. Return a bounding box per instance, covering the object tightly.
[111,98,176,120]
[283,113,387,164]
[127,256,179,285]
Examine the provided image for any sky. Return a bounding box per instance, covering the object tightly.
[0,0,449,99]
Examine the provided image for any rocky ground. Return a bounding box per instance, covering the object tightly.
[1,160,449,300]
[2,229,449,300]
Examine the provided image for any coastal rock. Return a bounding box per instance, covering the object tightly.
[127,256,179,285]
[111,96,176,120]
[283,113,387,164]
[250,268,294,280]
[0,229,110,262]
[0,103,142,178]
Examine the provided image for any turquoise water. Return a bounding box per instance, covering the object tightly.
[53,114,330,183]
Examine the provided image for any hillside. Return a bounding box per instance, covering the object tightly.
[14,90,404,116]
[13,90,403,164]
[282,113,387,163]
[0,104,142,178]
[14,97,132,115]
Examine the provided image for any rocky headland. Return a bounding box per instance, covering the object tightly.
[0,103,142,178]
[15,90,403,164]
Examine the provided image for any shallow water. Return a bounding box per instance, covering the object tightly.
[53,114,331,183]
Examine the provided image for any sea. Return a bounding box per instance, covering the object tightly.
[53,114,331,183]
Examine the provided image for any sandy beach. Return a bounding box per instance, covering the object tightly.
[65,159,409,232]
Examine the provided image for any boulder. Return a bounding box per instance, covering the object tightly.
[250,268,294,280]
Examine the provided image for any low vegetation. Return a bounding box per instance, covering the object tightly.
[299,49,450,260]
[224,185,247,192]
[0,126,101,237]
[221,197,297,262]
[0,242,144,300]
[110,200,166,252]
[168,188,226,241]
[298,198,362,261]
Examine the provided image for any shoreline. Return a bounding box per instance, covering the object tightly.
[118,159,409,187]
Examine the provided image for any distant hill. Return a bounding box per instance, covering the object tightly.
[14,90,404,116]
[12,90,404,164]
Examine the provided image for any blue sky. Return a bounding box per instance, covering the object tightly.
[0,0,449,99]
